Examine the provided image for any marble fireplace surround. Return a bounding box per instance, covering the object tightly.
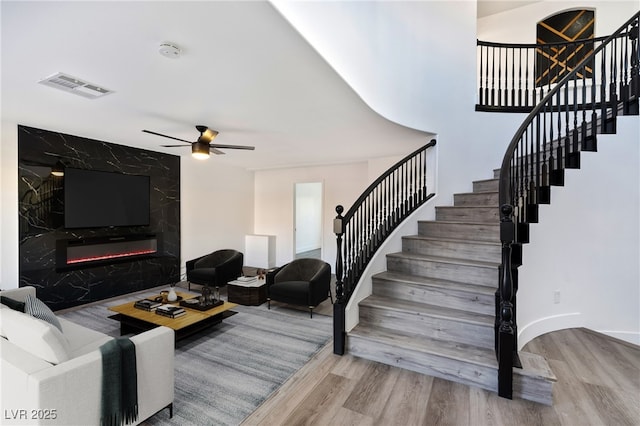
[18,125,181,311]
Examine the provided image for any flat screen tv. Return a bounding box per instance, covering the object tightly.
[64,168,150,229]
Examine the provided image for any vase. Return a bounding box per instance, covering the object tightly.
[167,287,178,302]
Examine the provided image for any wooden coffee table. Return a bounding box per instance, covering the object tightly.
[108,291,237,342]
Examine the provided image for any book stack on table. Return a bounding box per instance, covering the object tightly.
[155,304,186,318]
[134,299,162,311]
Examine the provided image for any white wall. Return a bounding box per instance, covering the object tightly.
[272,0,501,205]
[254,161,386,267]
[180,158,255,279]
[0,124,19,289]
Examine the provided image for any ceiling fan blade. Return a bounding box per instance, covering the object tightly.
[210,148,225,155]
[210,144,255,150]
[142,129,191,144]
[161,144,191,148]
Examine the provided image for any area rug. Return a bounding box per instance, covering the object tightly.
[58,292,332,425]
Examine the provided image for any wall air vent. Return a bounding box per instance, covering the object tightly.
[38,72,113,99]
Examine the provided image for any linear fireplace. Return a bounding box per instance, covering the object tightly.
[56,234,160,271]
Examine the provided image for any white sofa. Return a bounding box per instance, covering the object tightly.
[0,286,174,425]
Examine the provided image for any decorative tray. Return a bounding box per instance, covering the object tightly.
[153,295,183,302]
[180,298,223,311]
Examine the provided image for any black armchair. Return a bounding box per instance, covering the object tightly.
[266,258,332,318]
[186,249,244,291]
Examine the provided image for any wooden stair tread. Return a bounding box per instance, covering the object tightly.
[455,190,498,196]
[373,271,496,296]
[360,294,494,326]
[437,205,497,209]
[387,251,500,269]
[418,219,500,226]
[518,351,557,382]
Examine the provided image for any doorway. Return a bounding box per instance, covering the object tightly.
[294,182,323,259]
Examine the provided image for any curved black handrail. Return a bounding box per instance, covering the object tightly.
[496,12,639,399]
[333,139,437,354]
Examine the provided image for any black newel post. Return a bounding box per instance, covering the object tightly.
[333,205,346,355]
[498,204,515,399]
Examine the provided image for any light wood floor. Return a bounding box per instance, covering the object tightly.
[242,328,640,426]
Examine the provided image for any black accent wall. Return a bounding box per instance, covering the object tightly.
[18,125,180,310]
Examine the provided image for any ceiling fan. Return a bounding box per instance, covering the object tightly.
[142,125,255,160]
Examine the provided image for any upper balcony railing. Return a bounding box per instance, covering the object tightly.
[477,33,631,112]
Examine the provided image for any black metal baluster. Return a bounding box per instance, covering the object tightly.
[510,46,515,106]
[525,47,530,107]
[518,48,523,107]
[600,44,609,133]
[609,36,618,133]
[556,91,564,182]
[572,45,579,166]
[479,43,485,106]
[491,46,496,106]
[621,30,629,112]
[498,46,503,106]
[485,44,491,107]
[581,50,590,150]
[540,103,549,204]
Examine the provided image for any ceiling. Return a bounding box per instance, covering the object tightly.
[476,0,541,18]
[2,1,532,171]
[2,1,434,171]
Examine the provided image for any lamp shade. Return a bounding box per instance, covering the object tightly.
[191,141,210,160]
[51,160,65,177]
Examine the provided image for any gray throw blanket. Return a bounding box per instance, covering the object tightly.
[100,337,138,426]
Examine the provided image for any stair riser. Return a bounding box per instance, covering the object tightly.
[359,305,494,349]
[435,206,498,223]
[402,237,501,263]
[473,179,499,192]
[514,373,554,406]
[347,334,498,392]
[387,256,498,287]
[372,277,494,315]
[453,192,499,207]
[418,221,500,243]
[347,334,553,405]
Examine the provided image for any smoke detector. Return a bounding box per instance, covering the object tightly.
[159,42,181,59]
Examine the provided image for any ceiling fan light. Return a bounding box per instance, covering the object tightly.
[191,141,210,160]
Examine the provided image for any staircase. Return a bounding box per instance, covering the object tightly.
[333,11,637,405]
[346,172,557,405]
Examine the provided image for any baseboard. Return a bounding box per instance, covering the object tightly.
[517,312,583,350]
[587,329,640,347]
